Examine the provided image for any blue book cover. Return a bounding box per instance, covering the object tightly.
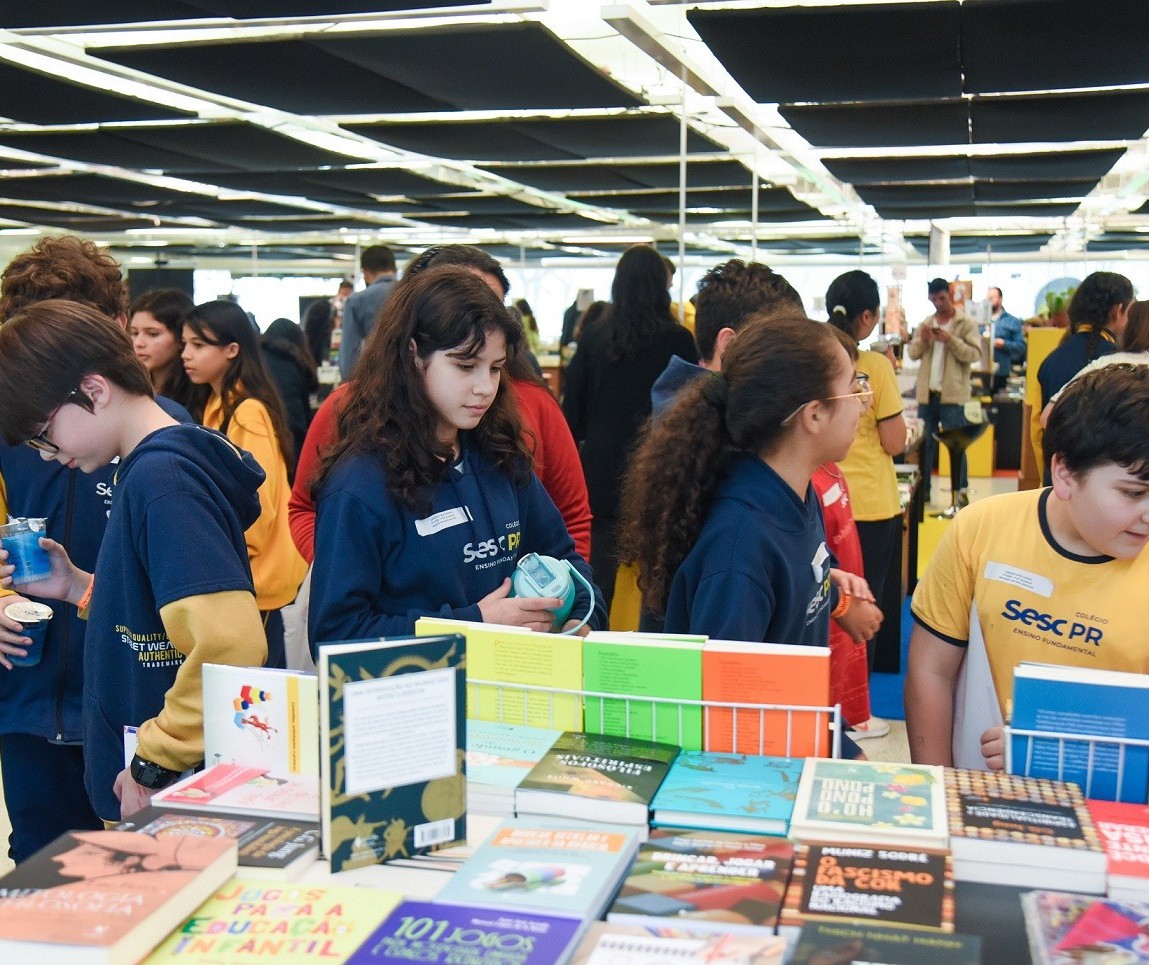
[1010,663,1149,803]
[466,720,564,790]
[650,751,802,835]
[435,816,642,921]
[347,899,583,964]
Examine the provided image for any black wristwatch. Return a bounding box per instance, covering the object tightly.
[130,754,182,790]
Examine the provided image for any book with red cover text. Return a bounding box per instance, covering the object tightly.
[1087,799,1149,900]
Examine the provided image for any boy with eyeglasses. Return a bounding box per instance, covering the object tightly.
[0,300,267,826]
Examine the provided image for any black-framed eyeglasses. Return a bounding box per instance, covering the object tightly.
[24,388,82,456]
[780,373,873,427]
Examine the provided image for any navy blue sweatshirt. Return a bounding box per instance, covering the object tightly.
[310,440,605,650]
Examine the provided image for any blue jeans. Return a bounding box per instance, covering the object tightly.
[918,393,970,497]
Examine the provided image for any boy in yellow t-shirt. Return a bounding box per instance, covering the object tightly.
[906,364,1149,771]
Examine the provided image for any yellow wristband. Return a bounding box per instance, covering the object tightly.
[831,592,852,619]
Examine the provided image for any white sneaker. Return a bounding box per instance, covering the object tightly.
[846,716,891,740]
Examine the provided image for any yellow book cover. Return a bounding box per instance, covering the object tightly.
[146,878,403,962]
[416,618,583,730]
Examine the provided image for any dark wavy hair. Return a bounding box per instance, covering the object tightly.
[1064,270,1134,357]
[618,312,843,612]
[183,300,295,471]
[128,287,204,413]
[694,259,802,362]
[1046,363,1149,481]
[312,266,531,514]
[595,245,678,361]
[825,270,880,342]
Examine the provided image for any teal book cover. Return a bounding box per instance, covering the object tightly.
[319,633,467,874]
[650,751,802,836]
[466,720,563,790]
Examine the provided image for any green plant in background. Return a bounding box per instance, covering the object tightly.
[1040,286,1075,318]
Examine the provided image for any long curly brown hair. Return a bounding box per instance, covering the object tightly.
[312,266,532,514]
[617,312,842,613]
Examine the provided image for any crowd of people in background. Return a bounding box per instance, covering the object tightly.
[0,232,1144,870]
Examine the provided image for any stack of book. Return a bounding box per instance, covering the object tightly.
[1022,890,1149,965]
[570,921,787,964]
[945,768,1106,892]
[465,719,562,815]
[1087,799,1149,901]
[151,762,319,822]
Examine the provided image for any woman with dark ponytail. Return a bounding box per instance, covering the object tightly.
[825,270,907,679]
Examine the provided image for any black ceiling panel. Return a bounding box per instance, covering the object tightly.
[976,202,1080,217]
[760,238,883,255]
[574,187,798,214]
[973,180,1096,203]
[822,156,971,184]
[689,2,961,103]
[0,130,216,170]
[0,158,52,170]
[299,167,466,199]
[0,202,171,230]
[179,168,456,205]
[908,233,1054,255]
[0,173,197,207]
[858,184,975,207]
[873,203,978,219]
[482,159,753,194]
[968,149,1125,181]
[1087,232,1149,252]
[1134,201,1149,216]
[781,101,970,148]
[971,92,1149,143]
[962,0,1149,95]
[0,2,205,26]
[613,161,753,190]
[347,116,724,162]
[228,216,392,232]
[414,195,547,215]
[686,208,825,225]
[417,211,607,230]
[159,198,320,220]
[198,1,486,17]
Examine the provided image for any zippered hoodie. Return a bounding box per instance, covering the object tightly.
[84,423,267,819]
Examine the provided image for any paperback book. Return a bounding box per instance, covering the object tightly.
[1086,799,1149,900]
[945,768,1106,892]
[146,878,403,963]
[0,829,236,964]
[789,759,948,850]
[201,663,319,776]
[466,719,563,815]
[115,805,320,880]
[1020,890,1097,965]
[434,816,642,923]
[151,763,319,821]
[790,921,981,965]
[569,922,786,965]
[318,633,467,873]
[650,751,802,836]
[582,631,705,749]
[606,826,794,935]
[515,730,680,828]
[1010,661,1149,803]
[346,899,584,964]
[1021,890,1149,965]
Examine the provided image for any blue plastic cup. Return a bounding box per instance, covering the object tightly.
[0,518,50,586]
[5,601,52,667]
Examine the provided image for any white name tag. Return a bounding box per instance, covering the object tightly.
[415,506,471,537]
[821,482,843,507]
[811,542,830,582]
[983,561,1053,598]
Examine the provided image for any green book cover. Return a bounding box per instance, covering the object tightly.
[318,633,467,874]
[582,633,704,750]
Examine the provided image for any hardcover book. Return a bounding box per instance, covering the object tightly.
[945,768,1106,892]
[151,763,319,821]
[202,663,319,776]
[790,759,948,850]
[417,617,583,730]
[701,640,831,757]
[1087,799,1149,900]
[318,633,467,874]
[346,899,583,964]
[515,730,680,827]
[779,843,954,940]
[466,719,563,815]
[569,922,786,965]
[115,805,320,880]
[147,878,403,963]
[650,751,802,836]
[1010,662,1149,803]
[582,631,705,749]
[434,816,642,922]
[0,829,236,964]
[606,826,794,935]
[791,921,981,965]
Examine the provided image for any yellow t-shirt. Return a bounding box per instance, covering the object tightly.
[912,488,1149,721]
[838,350,903,521]
[203,395,306,610]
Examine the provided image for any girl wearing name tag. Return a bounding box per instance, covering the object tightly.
[307,266,604,652]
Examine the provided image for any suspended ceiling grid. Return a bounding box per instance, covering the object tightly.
[0,0,1145,268]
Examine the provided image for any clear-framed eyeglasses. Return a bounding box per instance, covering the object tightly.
[780,373,873,427]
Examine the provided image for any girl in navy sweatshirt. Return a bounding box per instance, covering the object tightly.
[308,266,603,652]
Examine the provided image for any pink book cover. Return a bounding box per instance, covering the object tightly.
[154,763,319,819]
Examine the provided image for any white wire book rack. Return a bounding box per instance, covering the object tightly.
[1005,725,1149,803]
[467,677,843,759]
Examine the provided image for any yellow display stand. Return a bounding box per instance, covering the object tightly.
[938,424,995,478]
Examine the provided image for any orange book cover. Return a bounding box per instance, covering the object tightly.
[701,640,831,758]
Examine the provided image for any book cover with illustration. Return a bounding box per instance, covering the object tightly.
[569,921,786,965]
[202,664,319,776]
[152,762,319,821]
[1088,799,1149,899]
[435,816,642,922]
[582,632,705,750]
[515,730,680,827]
[146,878,403,963]
[319,633,467,873]
[417,617,583,730]
[466,720,563,814]
[790,759,948,849]
[780,843,954,939]
[651,751,802,836]
[345,899,583,964]
[116,805,320,880]
[791,921,981,965]
[606,826,794,935]
[1021,890,1149,965]
[0,829,236,963]
[945,768,1105,892]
